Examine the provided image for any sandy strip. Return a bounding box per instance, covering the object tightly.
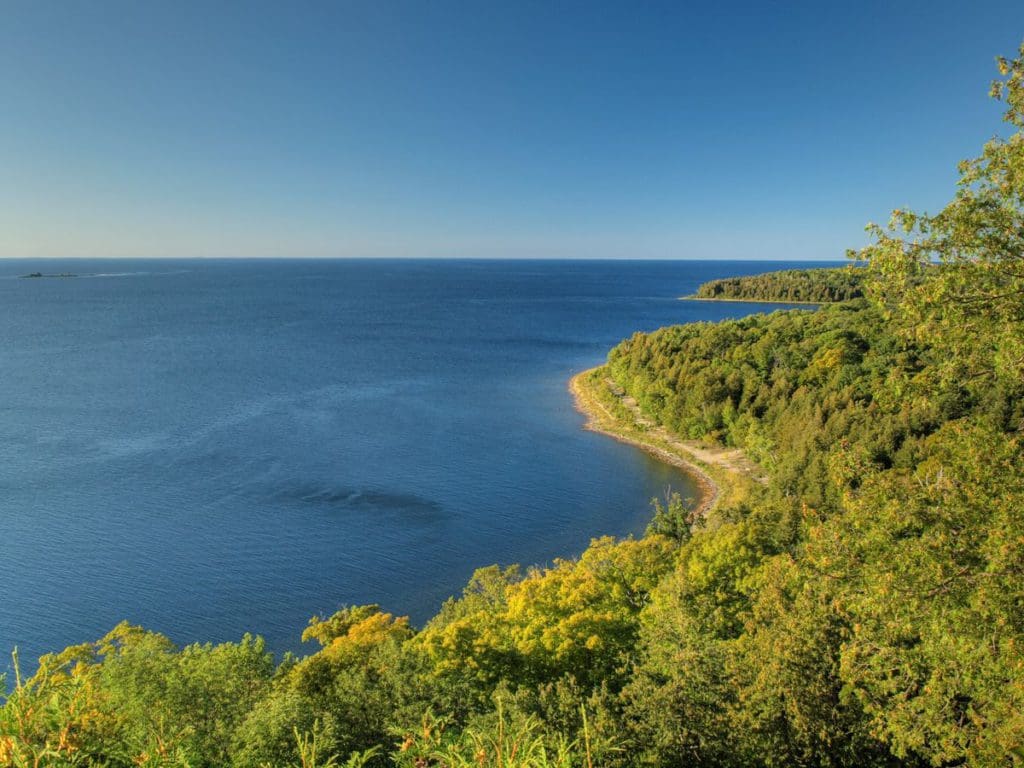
[568,368,720,517]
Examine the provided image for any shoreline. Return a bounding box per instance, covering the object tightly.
[569,367,721,517]
[679,295,823,305]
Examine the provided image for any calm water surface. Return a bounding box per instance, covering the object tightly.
[0,259,821,667]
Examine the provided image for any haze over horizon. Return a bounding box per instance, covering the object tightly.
[3,1,1023,261]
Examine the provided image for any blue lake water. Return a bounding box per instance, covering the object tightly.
[0,258,823,669]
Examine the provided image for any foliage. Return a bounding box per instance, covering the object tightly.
[268,721,380,768]
[645,491,694,545]
[606,298,941,520]
[693,266,866,303]
[414,536,676,693]
[819,423,1024,765]
[856,46,1024,390]
[232,606,414,768]
[392,704,590,768]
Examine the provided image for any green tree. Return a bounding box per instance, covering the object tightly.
[857,44,1024,399]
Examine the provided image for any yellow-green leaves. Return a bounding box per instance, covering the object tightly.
[416,536,675,690]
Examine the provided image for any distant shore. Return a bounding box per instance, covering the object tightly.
[679,295,821,305]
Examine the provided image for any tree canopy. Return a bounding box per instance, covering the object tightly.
[692,266,867,303]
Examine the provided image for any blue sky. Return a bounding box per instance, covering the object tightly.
[2,1,1023,260]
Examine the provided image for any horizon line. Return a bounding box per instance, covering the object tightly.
[0,255,849,262]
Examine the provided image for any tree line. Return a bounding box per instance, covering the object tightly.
[692,266,866,302]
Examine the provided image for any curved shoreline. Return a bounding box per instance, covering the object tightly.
[568,367,720,517]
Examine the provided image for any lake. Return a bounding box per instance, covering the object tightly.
[0,258,823,668]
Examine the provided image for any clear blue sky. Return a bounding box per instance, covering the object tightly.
[2,1,1023,260]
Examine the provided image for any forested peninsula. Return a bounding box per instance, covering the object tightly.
[688,265,865,303]
[5,47,1024,768]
